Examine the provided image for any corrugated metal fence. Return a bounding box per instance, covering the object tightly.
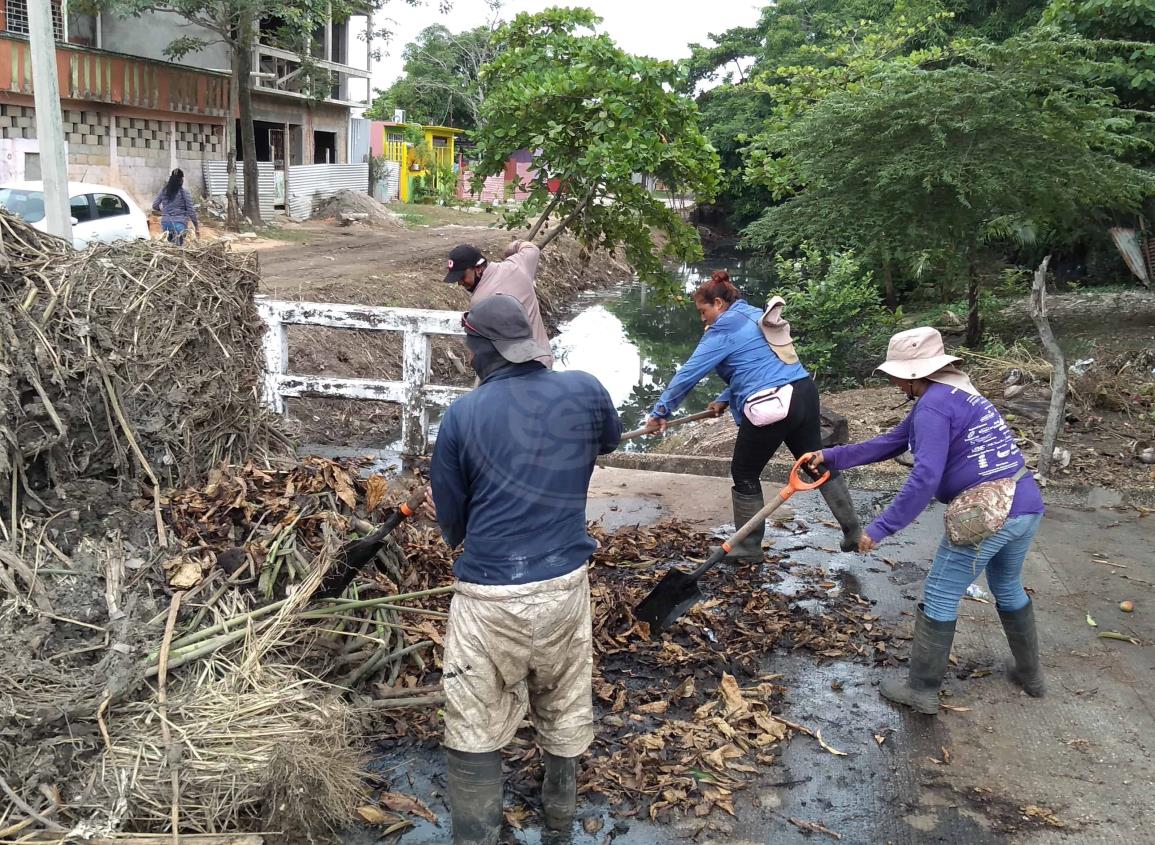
[202,161,370,220]
[202,161,277,219]
[286,163,369,218]
[373,161,401,203]
[349,118,371,164]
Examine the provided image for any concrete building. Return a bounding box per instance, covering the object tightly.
[0,0,372,208]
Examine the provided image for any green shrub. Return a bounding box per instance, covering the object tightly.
[775,246,901,387]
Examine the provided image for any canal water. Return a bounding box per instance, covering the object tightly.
[551,246,780,438]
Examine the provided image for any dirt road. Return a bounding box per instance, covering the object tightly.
[239,212,627,445]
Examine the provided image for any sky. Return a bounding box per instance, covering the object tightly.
[371,0,764,91]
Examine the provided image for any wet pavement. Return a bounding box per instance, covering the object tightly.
[362,466,1155,845]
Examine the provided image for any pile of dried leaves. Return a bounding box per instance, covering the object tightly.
[2,449,893,837]
[375,519,894,825]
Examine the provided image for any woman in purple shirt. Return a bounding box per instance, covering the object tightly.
[809,327,1045,716]
[151,168,199,246]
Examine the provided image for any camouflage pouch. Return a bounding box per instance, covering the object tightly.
[943,466,1028,546]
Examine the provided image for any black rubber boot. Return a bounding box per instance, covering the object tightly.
[541,751,577,839]
[880,606,956,715]
[818,475,862,552]
[446,748,503,845]
[725,487,766,561]
[999,600,1045,697]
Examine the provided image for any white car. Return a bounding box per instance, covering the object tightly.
[0,180,151,249]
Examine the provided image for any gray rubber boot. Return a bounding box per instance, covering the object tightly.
[999,600,1045,697]
[880,606,956,715]
[541,751,577,836]
[446,748,503,845]
[818,475,862,552]
[726,488,766,561]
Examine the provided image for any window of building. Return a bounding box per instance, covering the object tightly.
[4,0,65,39]
[94,193,129,218]
[313,130,337,164]
[431,136,448,148]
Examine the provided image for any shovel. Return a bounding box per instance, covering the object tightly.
[619,409,719,443]
[633,454,830,637]
[316,485,427,599]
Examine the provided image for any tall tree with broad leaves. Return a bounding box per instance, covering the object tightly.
[85,0,436,227]
[742,28,1155,345]
[684,0,1048,232]
[470,7,721,295]
[366,4,502,130]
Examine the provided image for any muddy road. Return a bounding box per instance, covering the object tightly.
[363,467,1154,845]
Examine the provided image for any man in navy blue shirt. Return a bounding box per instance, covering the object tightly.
[430,293,621,844]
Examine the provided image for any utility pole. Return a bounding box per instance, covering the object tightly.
[27,0,72,242]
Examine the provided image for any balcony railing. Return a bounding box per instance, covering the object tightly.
[0,34,229,115]
[252,43,370,107]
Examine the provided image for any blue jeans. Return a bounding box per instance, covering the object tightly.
[922,513,1043,622]
[162,220,187,245]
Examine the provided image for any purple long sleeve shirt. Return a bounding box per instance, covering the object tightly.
[823,383,1044,543]
[151,187,199,227]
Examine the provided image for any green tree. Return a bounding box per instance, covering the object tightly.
[470,7,721,293]
[774,247,901,384]
[88,0,423,225]
[366,16,502,130]
[742,29,1155,346]
[685,0,1047,232]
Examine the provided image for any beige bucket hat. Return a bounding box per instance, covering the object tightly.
[877,327,978,395]
[760,296,799,364]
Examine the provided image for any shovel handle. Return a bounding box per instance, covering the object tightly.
[699,455,829,572]
[398,484,428,518]
[619,409,718,442]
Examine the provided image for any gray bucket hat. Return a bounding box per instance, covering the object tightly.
[461,294,550,364]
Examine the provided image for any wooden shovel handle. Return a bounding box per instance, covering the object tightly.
[620,409,719,442]
[399,484,428,518]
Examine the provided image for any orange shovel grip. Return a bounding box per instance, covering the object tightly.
[787,454,829,494]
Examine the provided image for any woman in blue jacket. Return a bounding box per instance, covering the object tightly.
[643,271,861,557]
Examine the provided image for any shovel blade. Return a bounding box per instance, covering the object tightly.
[634,567,705,638]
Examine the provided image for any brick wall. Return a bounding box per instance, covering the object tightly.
[115,116,167,158]
[173,120,224,159]
[0,103,225,207]
[64,108,111,166]
[0,103,35,138]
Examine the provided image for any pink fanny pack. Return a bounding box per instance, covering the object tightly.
[743,384,794,427]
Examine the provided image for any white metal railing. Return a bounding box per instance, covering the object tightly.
[256,298,468,456]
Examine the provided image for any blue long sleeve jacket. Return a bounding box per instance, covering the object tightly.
[430,362,622,585]
[651,299,808,425]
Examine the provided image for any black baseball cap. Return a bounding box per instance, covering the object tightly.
[461,294,549,363]
[444,244,486,283]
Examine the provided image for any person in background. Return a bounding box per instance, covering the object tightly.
[642,270,862,558]
[808,327,1046,715]
[428,293,621,844]
[151,168,199,246]
[444,240,553,367]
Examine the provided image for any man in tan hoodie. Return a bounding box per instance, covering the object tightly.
[444,240,553,368]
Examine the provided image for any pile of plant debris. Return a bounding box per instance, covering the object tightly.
[0,212,290,532]
[1,447,895,840]
[0,457,451,842]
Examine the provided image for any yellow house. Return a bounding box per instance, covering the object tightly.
[371,122,464,202]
